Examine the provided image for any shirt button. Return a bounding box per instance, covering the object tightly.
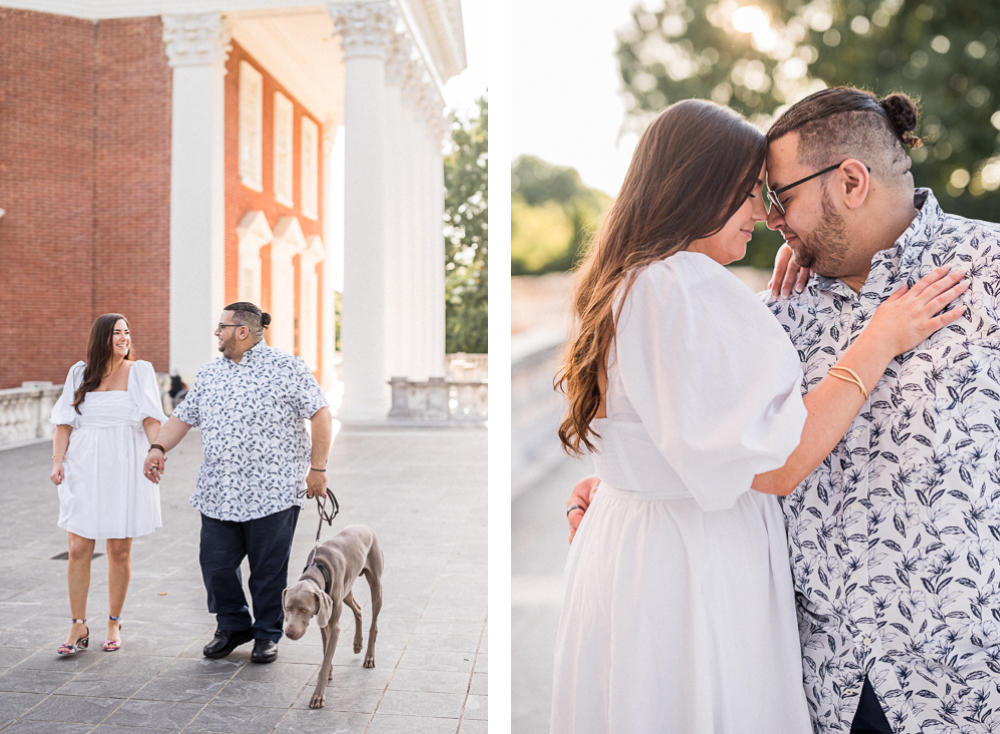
[852,428,862,438]
[850,573,859,582]
[851,502,860,513]
[845,689,855,696]
[863,637,872,645]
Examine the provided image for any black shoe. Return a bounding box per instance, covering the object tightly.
[250,638,278,664]
[203,629,253,659]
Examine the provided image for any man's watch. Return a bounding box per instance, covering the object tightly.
[148,444,166,455]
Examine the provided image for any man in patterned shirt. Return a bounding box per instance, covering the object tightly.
[143,302,332,665]
[763,87,1000,733]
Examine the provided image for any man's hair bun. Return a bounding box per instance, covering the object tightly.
[879,93,922,148]
[261,312,271,328]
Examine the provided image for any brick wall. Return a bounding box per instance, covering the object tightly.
[224,42,325,377]
[93,17,171,374]
[0,9,171,389]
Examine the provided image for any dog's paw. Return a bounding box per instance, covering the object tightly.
[309,694,326,709]
[354,640,363,654]
[364,654,375,668]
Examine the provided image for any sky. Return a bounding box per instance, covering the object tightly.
[443,0,488,115]
[511,0,642,197]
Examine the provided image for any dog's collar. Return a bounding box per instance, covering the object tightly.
[303,561,332,596]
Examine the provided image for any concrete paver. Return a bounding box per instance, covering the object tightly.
[0,426,486,733]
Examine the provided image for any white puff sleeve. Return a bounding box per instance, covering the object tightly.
[613,253,808,512]
[129,361,169,426]
[50,361,87,429]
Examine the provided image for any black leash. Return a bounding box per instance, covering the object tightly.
[302,488,340,577]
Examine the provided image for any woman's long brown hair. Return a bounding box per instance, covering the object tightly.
[555,99,767,455]
[72,313,133,414]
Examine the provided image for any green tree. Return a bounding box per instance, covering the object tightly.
[511,156,612,274]
[615,0,1000,268]
[444,95,488,354]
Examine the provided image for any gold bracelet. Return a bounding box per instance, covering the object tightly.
[52,454,66,461]
[828,366,869,399]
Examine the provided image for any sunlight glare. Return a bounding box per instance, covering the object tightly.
[732,6,769,34]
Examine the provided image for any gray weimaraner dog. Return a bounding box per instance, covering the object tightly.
[282,524,384,709]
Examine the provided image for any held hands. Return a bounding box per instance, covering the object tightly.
[567,475,601,543]
[143,450,167,484]
[769,243,813,298]
[866,266,969,358]
[306,469,327,499]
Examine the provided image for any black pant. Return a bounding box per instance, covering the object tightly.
[851,676,892,734]
[199,505,300,642]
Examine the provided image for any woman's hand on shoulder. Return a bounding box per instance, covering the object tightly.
[768,243,812,298]
[867,266,969,357]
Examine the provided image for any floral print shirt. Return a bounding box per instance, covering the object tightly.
[172,340,328,522]
[767,190,1000,734]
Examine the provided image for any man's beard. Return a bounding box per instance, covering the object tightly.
[791,188,851,277]
[218,334,238,355]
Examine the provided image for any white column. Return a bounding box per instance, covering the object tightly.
[162,13,230,381]
[383,34,407,380]
[399,63,422,380]
[300,235,325,373]
[411,84,430,380]
[270,216,307,355]
[321,123,340,390]
[430,112,447,377]
[418,85,437,379]
[328,0,395,420]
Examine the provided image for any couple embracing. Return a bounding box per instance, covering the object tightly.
[552,87,1000,733]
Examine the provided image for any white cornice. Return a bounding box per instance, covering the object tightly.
[1,1,332,20]
[4,0,466,89]
[396,0,465,84]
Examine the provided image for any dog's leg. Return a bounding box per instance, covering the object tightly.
[310,600,342,709]
[319,623,332,680]
[344,590,364,655]
[362,543,383,668]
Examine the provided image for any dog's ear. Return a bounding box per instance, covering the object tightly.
[315,589,334,628]
[282,586,289,610]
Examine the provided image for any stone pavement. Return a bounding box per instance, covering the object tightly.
[511,454,590,734]
[0,425,487,734]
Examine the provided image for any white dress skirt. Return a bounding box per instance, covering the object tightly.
[550,253,814,734]
[50,360,168,540]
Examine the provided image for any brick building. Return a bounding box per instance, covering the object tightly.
[0,0,464,421]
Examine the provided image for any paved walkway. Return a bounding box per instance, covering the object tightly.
[511,453,590,734]
[0,426,487,734]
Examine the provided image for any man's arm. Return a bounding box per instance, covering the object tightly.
[305,407,333,499]
[142,416,194,483]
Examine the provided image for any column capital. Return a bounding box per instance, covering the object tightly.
[162,13,231,68]
[385,33,414,88]
[416,82,444,130]
[400,62,424,108]
[328,1,397,60]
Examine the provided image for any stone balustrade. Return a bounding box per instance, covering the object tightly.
[446,353,488,382]
[388,376,487,422]
[0,383,62,449]
[0,375,174,450]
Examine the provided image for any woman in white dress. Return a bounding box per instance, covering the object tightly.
[550,99,968,733]
[49,313,167,655]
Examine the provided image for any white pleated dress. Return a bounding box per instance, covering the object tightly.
[550,252,813,734]
[50,360,168,540]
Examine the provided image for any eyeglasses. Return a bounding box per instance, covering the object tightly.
[766,161,869,215]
